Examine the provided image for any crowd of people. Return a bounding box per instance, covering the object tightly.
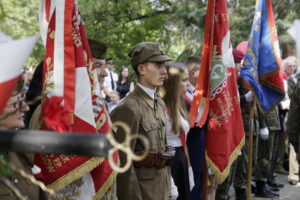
[0,38,299,200]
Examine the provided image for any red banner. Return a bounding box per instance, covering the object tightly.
[190,0,245,183]
[35,0,117,198]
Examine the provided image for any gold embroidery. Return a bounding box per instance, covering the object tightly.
[43,57,54,97]
[49,178,84,200]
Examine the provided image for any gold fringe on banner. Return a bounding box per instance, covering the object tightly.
[205,136,245,184]
[47,157,104,191]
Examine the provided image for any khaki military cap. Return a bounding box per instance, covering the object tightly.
[128,42,172,69]
[88,39,107,59]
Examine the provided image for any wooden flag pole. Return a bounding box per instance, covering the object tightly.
[246,103,255,200]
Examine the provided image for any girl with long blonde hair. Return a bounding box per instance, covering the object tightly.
[161,61,192,200]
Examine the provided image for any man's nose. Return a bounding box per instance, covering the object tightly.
[161,66,167,75]
[20,101,30,112]
[101,68,108,77]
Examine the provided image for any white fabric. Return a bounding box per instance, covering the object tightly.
[103,69,118,93]
[166,114,190,147]
[280,80,290,110]
[31,165,41,175]
[39,0,56,46]
[0,32,12,43]
[53,0,65,97]
[136,82,156,99]
[77,173,96,200]
[169,177,178,200]
[75,68,97,127]
[185,85,195,102]
[245,91,254,102]
[188,166,195,191]
[49,173,95,200]
[0,35,38,82]
[259,127,269,140]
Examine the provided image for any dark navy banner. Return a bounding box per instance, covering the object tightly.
[240,0,284,115]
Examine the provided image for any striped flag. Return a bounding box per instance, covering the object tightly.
[190,0,245,183]
[0,34,38,113]
[35,0,117,198]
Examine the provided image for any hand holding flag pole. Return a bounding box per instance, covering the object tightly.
[239,0,285,199]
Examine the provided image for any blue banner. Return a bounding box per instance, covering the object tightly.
[240,0,284,114]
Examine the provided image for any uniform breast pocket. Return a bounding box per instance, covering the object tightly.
[141,120,159,149]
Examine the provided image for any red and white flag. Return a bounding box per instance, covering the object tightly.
[190,0,245,183]
[35,0,117,198]
[0,34,38,113]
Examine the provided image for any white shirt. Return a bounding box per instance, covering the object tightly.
[185,84,195,102]
[136,82,156,99]
[166,113,190,147]
[103,69,118,93]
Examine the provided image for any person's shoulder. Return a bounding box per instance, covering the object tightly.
[121,91,139,106]
[113,92,139,111]
[110,93,142,120]
[112,71,118,77]
[294,81,300,95]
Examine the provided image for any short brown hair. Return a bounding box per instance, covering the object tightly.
[185,56,201,71]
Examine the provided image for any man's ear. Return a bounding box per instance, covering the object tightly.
[137,64,146,76]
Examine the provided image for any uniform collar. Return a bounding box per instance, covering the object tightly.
[136,82,156,99]
[135,84,157,109]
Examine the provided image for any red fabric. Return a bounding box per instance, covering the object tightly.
[41,96,70,132]
[36,1,117,196]
[263,0,285,92]
[45,0,51,21]
[78,10,117,192]
[180,132,186,150]
[0,76,20,114]
[232,48,244,63]
[190,0,245,182]
[236,41,248,55]
[183,94,192,106]
[63,1,75,118]
[189,0,215,127]
[283,73,288,80]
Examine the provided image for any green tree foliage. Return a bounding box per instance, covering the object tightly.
[0,0,44,68]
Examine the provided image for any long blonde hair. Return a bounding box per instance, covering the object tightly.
[162,61,190,134]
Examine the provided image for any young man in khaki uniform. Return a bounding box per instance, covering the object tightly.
[110,42,172,200]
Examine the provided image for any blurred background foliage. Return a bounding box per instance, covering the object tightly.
[0,0,299,71]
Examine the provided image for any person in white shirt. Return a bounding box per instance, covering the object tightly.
[107,91,120,113]
[103,58,118,102]
[161,61,193,200]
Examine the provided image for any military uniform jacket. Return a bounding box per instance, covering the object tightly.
[0,153,41,200]
[110,85,170,200]
[238,78,266,135]
[287,81,300,153]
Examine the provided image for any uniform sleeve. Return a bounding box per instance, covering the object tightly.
[286,82,300,153]
[287,76,296,99]
[110,103,143,199]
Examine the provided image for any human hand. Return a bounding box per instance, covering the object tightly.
[245,91,254,102]
[259,127,269,140]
